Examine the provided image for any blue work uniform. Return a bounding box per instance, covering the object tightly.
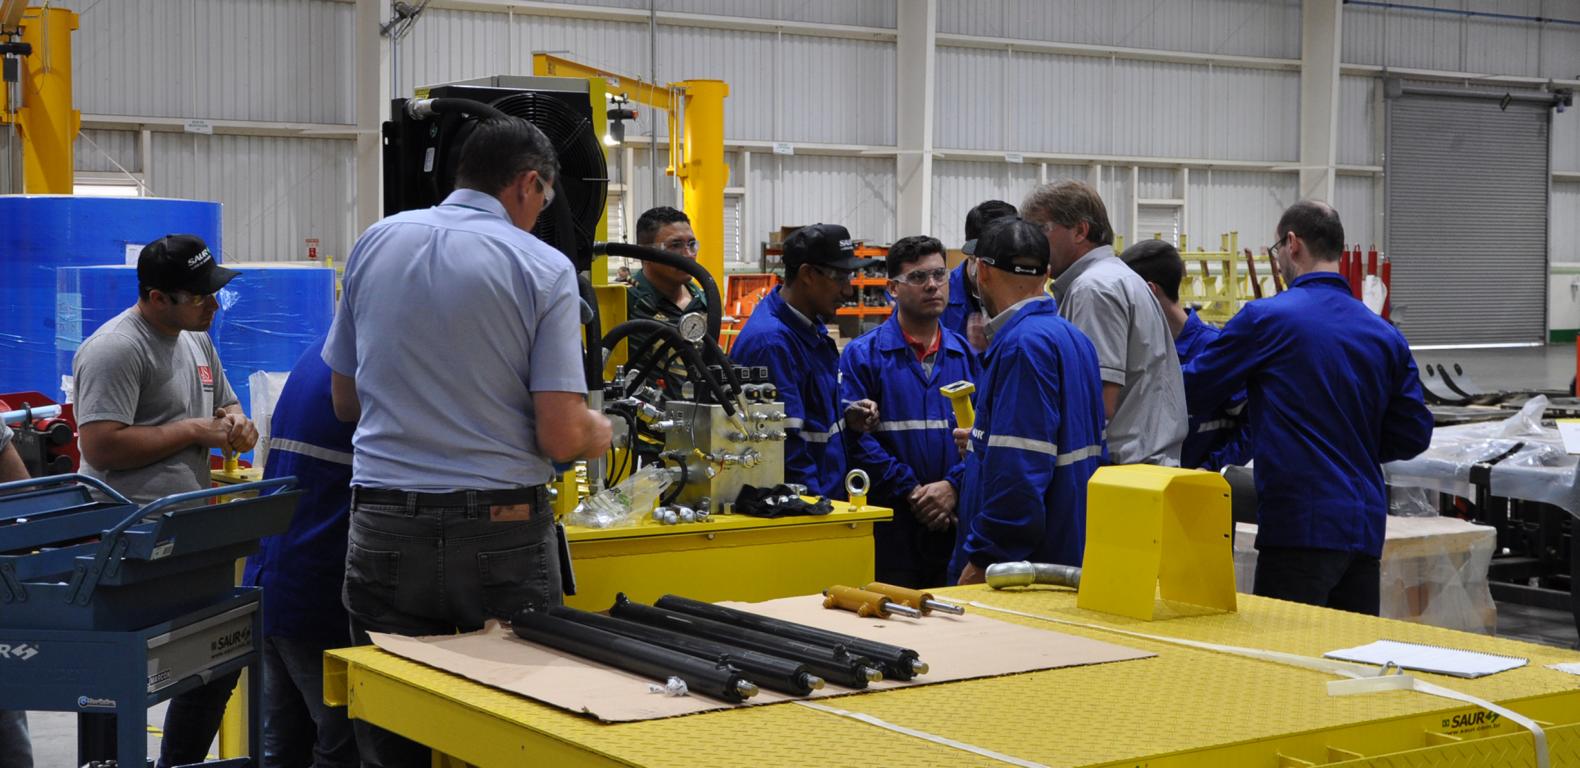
[1175,309,1251,470]
[730,287,847,499]
[243,337,355,646]
[839,315,982,587]
[949,297,1107,581]
[1182,272,1433,558]
[940,262,982,343]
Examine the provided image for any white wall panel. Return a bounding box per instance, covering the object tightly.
[1556,111,1580,173]
[938,0,1299,59]
[928,159,1046,247]
[1137,167,1178,199]
[1185,170,1297,250]
[75,130,141,174]
[1333,175,1378,252]
[1097,165,1133,244]
[1342,2,1580,79]
[656,26,776,142]
[746,154,895,251]
[935,48,1298,162]
[1554,182,1580,264]
[1338,76,1377,166]
[661,0,894,27]
[777,35,896,146]
[151,134,353,263]
[65,0,352,124]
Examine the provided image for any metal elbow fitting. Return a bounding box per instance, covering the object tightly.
[985,561,1082,590]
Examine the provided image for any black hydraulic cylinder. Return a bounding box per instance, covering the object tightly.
[510,607,757,703]
[549,606,825,696]
[655,593,925,681]
[608,594,881,689]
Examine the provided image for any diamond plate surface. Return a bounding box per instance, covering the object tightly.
[330,586,1580,767]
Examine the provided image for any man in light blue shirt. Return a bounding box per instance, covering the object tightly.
[324,116,611,768]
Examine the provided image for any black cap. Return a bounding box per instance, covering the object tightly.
[974,217,1049,277]
[137,234,238,295]
[782,224,880,272]
[962,200,1019,256]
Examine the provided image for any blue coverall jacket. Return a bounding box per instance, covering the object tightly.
[730,286,847,499]
[949,297,1107,581]
[1182,272,1433,557]
[1176,309,1251,470]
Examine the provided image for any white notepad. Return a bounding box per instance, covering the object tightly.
[1324,640,1527,678]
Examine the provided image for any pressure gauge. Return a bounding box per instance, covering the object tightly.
[677,312,708,344]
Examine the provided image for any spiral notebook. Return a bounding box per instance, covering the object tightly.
[1323,640,1527,678]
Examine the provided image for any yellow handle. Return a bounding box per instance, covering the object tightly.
[940,381,975,431]
[223,452,239,473]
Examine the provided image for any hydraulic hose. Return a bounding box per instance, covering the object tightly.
[594,242,722,340]
[404,97,506,121]
[576,273,603,390]
[602,320,733,416]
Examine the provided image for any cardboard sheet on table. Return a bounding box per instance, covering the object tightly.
[369,594,1154,722]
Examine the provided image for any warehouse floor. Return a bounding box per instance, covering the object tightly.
[19,345,1580,766]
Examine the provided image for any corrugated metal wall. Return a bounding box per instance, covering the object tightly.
[1555,182,1580,264]
[933,46,1298,162]
[75,130,141,175]
[549,0,895,27]
[62,0,352,124]
[152,133,354,262]
[1342,1,1580,80]
[1337,75,1377,166]
[938,0,1300,58]
[746,154,896,251]
[1333,175,1378,252]
[928,159,1052,246]
[1185,170,1298,251]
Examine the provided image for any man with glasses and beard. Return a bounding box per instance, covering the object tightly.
[72,234,259,768]
[731,224,880,499]
[839,236,982,588]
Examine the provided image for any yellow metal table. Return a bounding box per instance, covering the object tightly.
[562,502,889,611]
[325,586,1580,767]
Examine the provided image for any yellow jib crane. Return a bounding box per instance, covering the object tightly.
[533,53,730,286]
[0,2,77,194]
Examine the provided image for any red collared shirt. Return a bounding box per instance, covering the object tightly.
[901,325,942,364]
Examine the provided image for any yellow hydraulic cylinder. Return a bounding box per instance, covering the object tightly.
[674,79,729,286]
[0,6,78,194]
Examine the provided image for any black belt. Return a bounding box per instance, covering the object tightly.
[353,486,546,508]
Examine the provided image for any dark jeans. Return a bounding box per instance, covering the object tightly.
[1253,546,1381,616]
[873,504,955,590]
[0,710,30,768]
[157,669,242,768]
[261,636,359,768]
[344,495,562,768]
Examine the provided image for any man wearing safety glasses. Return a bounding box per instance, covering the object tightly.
[840,235,981,588]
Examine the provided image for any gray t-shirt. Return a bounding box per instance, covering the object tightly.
[1052,245,1187,466]
[73,308,237,503]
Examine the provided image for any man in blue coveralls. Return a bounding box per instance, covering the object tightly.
[731,224,879,499]
[840,235,982,588]
[942,200,1017,354]
[950,218,1107,586]
[1183,201,1432,615]
[1120,239,1250,470]
[243,336,359,767]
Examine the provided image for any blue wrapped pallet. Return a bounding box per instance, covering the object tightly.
[0,196,222,396]
[56,264,335,418]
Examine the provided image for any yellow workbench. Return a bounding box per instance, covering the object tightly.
[325,586,1580,767]
[563,501,890,611]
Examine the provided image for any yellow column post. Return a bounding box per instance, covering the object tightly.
[16,6,77,194]
[675,80,730,286]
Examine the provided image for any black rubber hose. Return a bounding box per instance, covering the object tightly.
[609,594,878,689]
[549,606,822,696]
[655,594,923,681]
[510,607,755,703]
[602,320,732,416]
[594,242,722,341]
[410,97,507,120]
[576,273,603,390]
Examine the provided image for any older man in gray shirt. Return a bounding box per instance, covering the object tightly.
[1023,180,1187,466]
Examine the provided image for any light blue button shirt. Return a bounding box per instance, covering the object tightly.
[323,188,587,491]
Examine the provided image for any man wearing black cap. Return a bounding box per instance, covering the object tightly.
[72,233,258,768]
[731,223,880,499]
[943,200,1018,353]
[947,217,1107,586]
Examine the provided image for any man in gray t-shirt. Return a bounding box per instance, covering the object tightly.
[1024,180,1187,466]
[70,234,259,768]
